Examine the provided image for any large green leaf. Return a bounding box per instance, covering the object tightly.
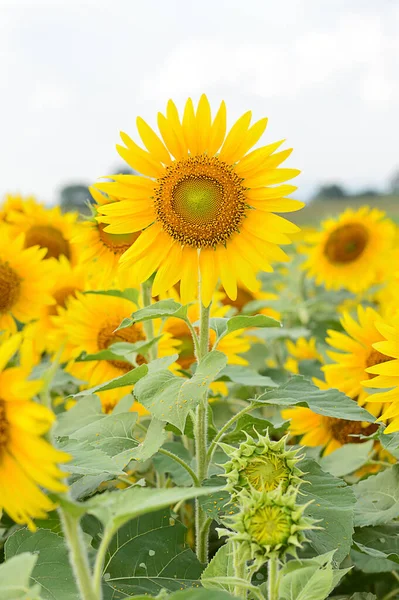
[256,376,375,422]
[86,485,220,531]
[134,351,227,430]
[209,314,280,341]
[217,365,278,387]
[5,529,78,600]
[76,336,162,363]
[298,459,356,563]
[201,544,235,593]
[72,364,148,397]
[117,299,188,330]
[353,523,399,571]
[0,553,42,600]
[103,509,203,597]
[353,465,399,526]
[319,441,374,477]
[279,552,350,600]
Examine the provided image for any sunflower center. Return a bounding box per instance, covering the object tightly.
[25,225,71,259]
[154,155,247,248]
[250,506,291,547]
[0,400,10,458]
[98,224,141,256]
[48,287,79,315]
[366,348,391,379]
[243,454,291,492]
[324,223,369,264]
[327,417,378,445]
[0,261,21,313]
[97,319,146,371]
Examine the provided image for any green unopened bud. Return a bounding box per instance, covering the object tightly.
[218,487,317,567]
[220,430,304,496]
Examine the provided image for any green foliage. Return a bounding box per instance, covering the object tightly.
[298,459,356,563]
[117,299,188,330]
[255,376,375,422]
[319,441,374,477]
[0,553,42,600]
[134,351,227,430]
[352,465,399,526]
[5,529,78,600]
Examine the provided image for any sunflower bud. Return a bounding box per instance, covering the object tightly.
[220,430,304,496]
[218,487,316,567]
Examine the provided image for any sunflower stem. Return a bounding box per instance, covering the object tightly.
[141,280,157,361]
[194,299,211,563]
[59,508,98,600]
[233,541,247,598]
[267,554,280,600]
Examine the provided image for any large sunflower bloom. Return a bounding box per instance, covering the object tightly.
[95,95,303,306]
[363,316,399,433]
[323,305,388,416]
[7,201,82,264]
[0,335,69,529]
[0,226,55,335]
[302,207,395,293]
[72,187,140,287]
[56,292,180,412]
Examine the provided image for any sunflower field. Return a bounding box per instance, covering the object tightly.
[1,95,399,600]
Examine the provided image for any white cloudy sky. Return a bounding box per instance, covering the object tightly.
[1,0,398,202]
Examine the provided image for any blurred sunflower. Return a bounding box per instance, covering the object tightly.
[282,406,378,455]
[57,292,180,412]
[0,194,41,223]
[0,226,55,335]
[284,337,322,374]
[0,334,69,529]
[219,283,280,321]
[302,207,395,293]
[72,187,140,287]
[7,201,81,263]
[95,94,303,305]
[363,316,399,433]
[323,305,388,415]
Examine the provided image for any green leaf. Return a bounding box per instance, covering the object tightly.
[134,351,227,430]
[217,365,278,387]
[298,459,356,563]
[5,529,78,600]
[76,336,162,363]
[85,288,139,304]
[54,396,104,437]
[103,509,203,596]
[71,364,148,397]
[226,314,280,333]
[222,413,276,444]
[0,553,42,600]
[256,376,375,422]
[319,441,374,477]
[132,417,168,462]
[153,442,194,485]
[353,465,399,526]
[353,523,399,571]
[197,479,234,522]
[86,485,221,532]
[379,430,399,459]
[168,590,236,600]
[201,543,234,592]
[117,299,187,330]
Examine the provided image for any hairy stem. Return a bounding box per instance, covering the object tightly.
[141,280,157,361]
[267,554,280,600]
[233,542,247,599]
[206,404,255,467]
[194,299,211,563]
[60,509,98,600]
[92,526,115,598]
[158,448,200,486]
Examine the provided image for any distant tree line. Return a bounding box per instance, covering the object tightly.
[314,168,399,201]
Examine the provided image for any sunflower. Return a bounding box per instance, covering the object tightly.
[323,305,389,416]
[282,406,378,455]
[72,187,140,287]
[0,334,69,529]
[219,283,280,321]
[0,226,55,335]
[94,95,303,306]
[7,200,81,264]
[0,194,41,223]
[56,292,180,411]
[363,316,399,433]
[284,337,322,374]
[302,207,395,293]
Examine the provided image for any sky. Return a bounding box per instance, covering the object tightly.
[0,0,398,203]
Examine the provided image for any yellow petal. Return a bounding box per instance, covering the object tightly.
[157,112,186,160]
[196,94,212,154]
[219,111,252,163]
[216,246,237,300]
[136,117,172,165]
[235,140,285,175]
[199,248,219,307]
[180,248,199,304]
[116,143,164,179]
[182,98,198,155]
[228,117,268,164]
[152,243,183,296]
[208,100,226,156]
[245,168,301,187]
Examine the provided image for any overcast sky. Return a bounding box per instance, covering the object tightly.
[1,0,398,202]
